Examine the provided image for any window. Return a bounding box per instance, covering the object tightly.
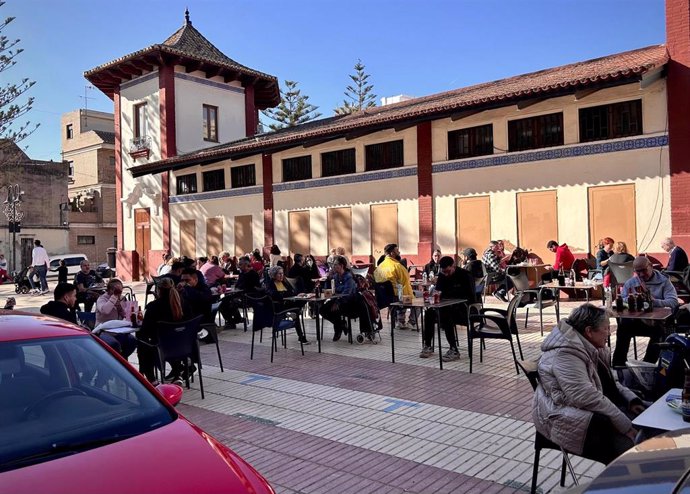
[66,124,73,139]
[203,104,218,142]
[321,148,356,177]
[365,140,404,171]
[448,124,494,159]
[77,236,95,245]
[134,103,147,139]
[176,173,198,195]
[230,164,256,188]
[109,156,116,166]
[67,161,74,177]
[202,169,225,192]
[508,112,564,152]
[282,156,312,182]
[579,100,642,142]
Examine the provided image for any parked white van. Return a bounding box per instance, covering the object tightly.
[47,254,88,282]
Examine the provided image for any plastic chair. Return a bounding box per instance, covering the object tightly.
[198,301,224,372]
[507,266,560,336]
[608,262,634,292]
[144,276,164,306]
[468,292,525,374]
[156,315,205,398]
[245,294,304,362]
[76,311,96,330]
[516,359,583,494]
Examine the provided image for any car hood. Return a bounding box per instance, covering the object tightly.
[2,416,272,494]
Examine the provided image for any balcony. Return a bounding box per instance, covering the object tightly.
[129,135,151,160]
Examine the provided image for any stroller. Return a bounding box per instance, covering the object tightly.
[13,266,35,294]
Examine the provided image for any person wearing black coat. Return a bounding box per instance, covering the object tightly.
[287,254,315,293]
[40,283,78,324]
[219,257,261,328]
[424,249,442,277]
[263,266,309,344]
[178,268,213,324]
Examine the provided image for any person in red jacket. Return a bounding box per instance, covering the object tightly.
[542,240,575,282]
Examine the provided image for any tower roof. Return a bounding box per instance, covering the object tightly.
[84,11,279,108]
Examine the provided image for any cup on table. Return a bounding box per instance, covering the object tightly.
[433,291,441,304]
[402,294,413,304]
[323,288,333,298]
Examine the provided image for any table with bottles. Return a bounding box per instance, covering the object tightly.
[542,279,603,302]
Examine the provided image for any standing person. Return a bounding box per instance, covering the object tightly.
[30,239,50,294]
[612,256,679,366]
[595,237,615,271]
[424,249,442,278]
[137,277,192,384]
[534,304,644,465]
[269,245,283,267]
[661,237,689,272]
[373,243,416,329]
[95,279,137,358]
[419,256,477,361]
[57,259,68,284]
[40,283,78,324]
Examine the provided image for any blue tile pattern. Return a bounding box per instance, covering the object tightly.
[169,185,262,203]
[120,71,158,90]
[432,135,668,173]
[273,166,417,192]
[174,72,245,94]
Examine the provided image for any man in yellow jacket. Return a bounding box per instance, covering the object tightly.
[374,243,416,329]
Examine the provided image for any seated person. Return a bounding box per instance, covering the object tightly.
[57,259,68,284]
[419,256,477,362]
[40,283,79,324]
[608,241,635,265]
[200,255,226,287]
[320,256,368,341]
[612,256,679,367]
[163,261,185,285]
[157,252,172,276]
[250,250,265,273]
[424,249,442,278]
[220,251,238,275]
[534,303,644,465]
[219,257,262,328]
[263,266,309,344]
[178,268,213,324]
[137,277,192,384]
[95,279,136,358]
[0,253,9,283]
[373,243,416,329]
[74,260,103,311]
[541,240,575,282]
[482,240,512,302]
[661,237,689,272]
[288,253,314,293]
[460,248,484,280]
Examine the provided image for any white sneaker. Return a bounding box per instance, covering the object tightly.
[41,289,49,295]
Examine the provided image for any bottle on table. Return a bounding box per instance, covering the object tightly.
[605,287,612,312]
[137,306,144,325]
[682,369,690,423]
[627,290,636,312]
[330,279,336,293]
[570,269,577,285]
[422,272,428,283]
[557,266,565,286]
[130,307,137,328]
[615,287,624,312]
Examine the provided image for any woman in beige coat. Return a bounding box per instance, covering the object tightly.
[533,303,645,464]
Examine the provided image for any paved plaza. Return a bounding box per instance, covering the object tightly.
[1,283,638,493]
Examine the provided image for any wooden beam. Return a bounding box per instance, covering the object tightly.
[224,71,242,83]
[185,61,203,73]
[393,121,418,133]
[119,63,142,77]
[516,97,546,110]
[205,66,222,79]
[130,59,154,72]
[450,108,484,121]
[345,128,380,141]
[574,87,601,101]
[640,66,664,89]
[302,136,341,149]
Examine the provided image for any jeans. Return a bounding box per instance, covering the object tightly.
[34,265,48,291]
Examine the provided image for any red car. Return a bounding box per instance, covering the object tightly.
[0,311,274,494]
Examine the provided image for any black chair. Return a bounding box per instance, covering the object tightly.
[199,301,224,372]
[665,267,690,302]
[608,261,634,293]
[507,267,560,336]
[516,359,581,494]
[245,294,304,362]
[76,311,96,330]
[144,276,164,306]
[468,292,525,374]
[156,315,205,399]
[373,280,398,321]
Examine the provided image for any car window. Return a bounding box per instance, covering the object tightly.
[49,260,60,269]
[66,257,85,267]
[0,336,175,473]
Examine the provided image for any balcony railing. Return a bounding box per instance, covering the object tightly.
[129,135,151,159]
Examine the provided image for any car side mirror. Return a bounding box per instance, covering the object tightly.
[156,383,183,406]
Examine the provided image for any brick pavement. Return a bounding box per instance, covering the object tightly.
[2,282,643,493]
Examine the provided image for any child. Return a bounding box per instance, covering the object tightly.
[57,259,68,284]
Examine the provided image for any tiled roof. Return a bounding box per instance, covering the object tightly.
[131,44,668,177]
[93,130,115,145]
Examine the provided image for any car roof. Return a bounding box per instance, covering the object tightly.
[48,254,87,260]
[0,311,89,342]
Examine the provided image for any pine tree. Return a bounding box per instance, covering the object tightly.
[0,3,38,156]
[334,59,376,115]
[261,80,321,131]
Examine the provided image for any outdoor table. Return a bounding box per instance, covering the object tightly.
[542,280,603,302]
[611,307,674,322]
[284,293,344,353]
[633,388,686,433]
[218,288,247,330]
[389,298,467,369]
[512,263,550,288]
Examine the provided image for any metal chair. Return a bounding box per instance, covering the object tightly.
[245,294,304,362]
[507,266,560,336]
[156,315,205,399]
[76,311,96,330]
[468,292,525,374]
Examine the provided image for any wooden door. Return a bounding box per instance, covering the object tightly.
[234,215,253,257]
[517,191,558,263]
[371,203,398,258]
[589,184,637,254]
[20,238,34,269]
[288,211,310,256]
[456,196,491,255]
[134,208,151,275]
[179,219,196,258]
[206,217,223,257]
[328,207,352,256]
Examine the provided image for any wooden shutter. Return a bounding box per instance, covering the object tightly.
[456,196,491,255]
[371,203,398,257]
[234,215,253,257]
[589,184,637,255]
[517,191,558,263]
[179,220,197,258]
[288,211,310,256]
[206,217,223,256]
[328,207,352,256]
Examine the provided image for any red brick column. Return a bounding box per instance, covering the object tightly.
[244,84,258,137]
[262,153,274,252]
[667,0,690,251]
[159,65,176,252]
[416,121,434,264]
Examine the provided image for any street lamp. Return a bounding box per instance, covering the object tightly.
[3,184,24,273]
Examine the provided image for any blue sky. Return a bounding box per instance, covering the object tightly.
[4,0,665,161]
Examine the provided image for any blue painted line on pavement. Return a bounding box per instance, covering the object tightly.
[382,398,422,413]
[240,374,273,385]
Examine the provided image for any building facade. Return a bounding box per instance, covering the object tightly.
[61,109,117,264]
[87,3,690,281]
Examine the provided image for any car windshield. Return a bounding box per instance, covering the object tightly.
[0,336,176,472]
